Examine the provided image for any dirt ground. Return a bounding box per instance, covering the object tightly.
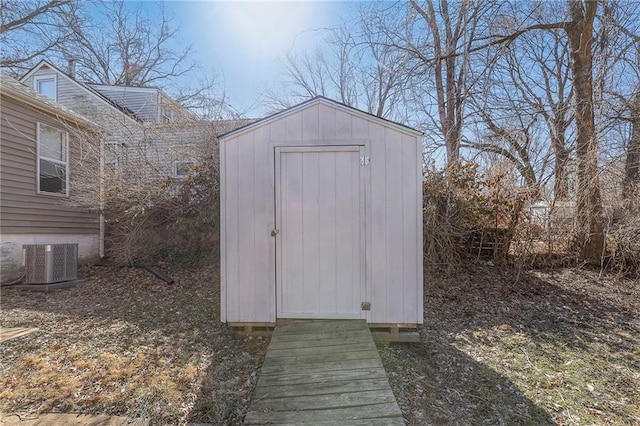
[0,263,268,425]
[1,262,638,425]
[381,265,639,425]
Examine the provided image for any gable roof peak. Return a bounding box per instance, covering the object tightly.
[219,95,422,140]
[19,59,142,122]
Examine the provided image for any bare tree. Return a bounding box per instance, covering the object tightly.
[266,48,338,108]
[66,115,232,265]
[618,50,640,207]
[1,0,222,112]
[403,0,488,165]
[624,88,640,204]
[463,109,545,193]
[0,0,75,72]
[468,16,574,200]
[59,0,195,87]
[459,0,606,262]
[598,2,640,205]
[264,21,408,120]
[355,16,411,120]
[564,0,605,262]
[508,28,574,199]
[172,71,241,120]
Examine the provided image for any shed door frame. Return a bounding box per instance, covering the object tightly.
[274,143,370,321]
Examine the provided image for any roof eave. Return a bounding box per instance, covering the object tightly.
[1,85,100,130]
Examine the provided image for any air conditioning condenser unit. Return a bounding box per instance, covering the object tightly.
[23,244,78,284]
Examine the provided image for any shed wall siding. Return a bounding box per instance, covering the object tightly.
[221,101,423,324]
[0,96,100,236]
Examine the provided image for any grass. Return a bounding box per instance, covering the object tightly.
[2,261,637,425]
[380,265,639,425]
[0,263,268,425]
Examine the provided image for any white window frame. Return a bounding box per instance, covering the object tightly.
[37,122,69,197]
[33,74,57,101]
[172,158,196,178]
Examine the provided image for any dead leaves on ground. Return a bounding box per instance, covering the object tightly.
[0,265,268,425]
[381,266,639,426]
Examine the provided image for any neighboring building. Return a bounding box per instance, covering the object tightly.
[0,74,102,282]
[90,84,192,124]
[219,97,424,327]
[19,60,198,179]
[529,199,551,228]
[20,60,193,125]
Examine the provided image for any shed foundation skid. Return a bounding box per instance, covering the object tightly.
[228,321,420,343]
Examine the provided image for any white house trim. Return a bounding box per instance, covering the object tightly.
[33,73,57,101]
[36,122,70,197]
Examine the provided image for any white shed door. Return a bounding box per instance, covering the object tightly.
[275,146,365,319]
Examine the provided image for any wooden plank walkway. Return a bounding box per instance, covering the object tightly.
[244,320,405,425]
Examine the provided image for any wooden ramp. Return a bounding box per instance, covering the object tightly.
[244,320,405,425]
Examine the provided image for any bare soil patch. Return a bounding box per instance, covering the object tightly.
[381,265,639,425]
[0,263,268,425]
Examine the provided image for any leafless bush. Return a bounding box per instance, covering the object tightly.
[424,161,639,274]
[66,119,239,266]
[607,208,640,278]
[423,162,532,271]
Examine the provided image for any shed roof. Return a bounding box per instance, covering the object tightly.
[218,96,423,140]
[1,73,100,129]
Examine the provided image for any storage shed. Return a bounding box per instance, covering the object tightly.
[219,97,423,328]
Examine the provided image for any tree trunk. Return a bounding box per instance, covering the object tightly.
[412,0,470,166]
[553,136,571,200]
[566,0,606,263]
[622,88,640,207]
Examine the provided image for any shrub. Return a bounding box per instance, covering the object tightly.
[423,162,532,269]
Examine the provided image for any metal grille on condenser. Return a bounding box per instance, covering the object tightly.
[23,244,78,284]
[25,245,46,283]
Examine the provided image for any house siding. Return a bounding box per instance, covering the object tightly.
[220,100,423,325]
[90,86,192,124]
[22,66,142,143]
[1,87,101,281]
[0,96,99,235]
[22,66,156,176]
[22,66,200,178]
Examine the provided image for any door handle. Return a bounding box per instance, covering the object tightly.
[271,229,279,237]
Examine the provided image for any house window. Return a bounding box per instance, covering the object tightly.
[37,123,68,195]
[173,159,195,178]
[34,75,57,100]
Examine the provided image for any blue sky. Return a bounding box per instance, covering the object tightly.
[162,1,356,116]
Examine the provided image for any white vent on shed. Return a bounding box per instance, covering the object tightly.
[23,244,78,284]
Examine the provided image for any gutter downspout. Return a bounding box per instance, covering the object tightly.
[99,134,105,258]
[157,91,161,123]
